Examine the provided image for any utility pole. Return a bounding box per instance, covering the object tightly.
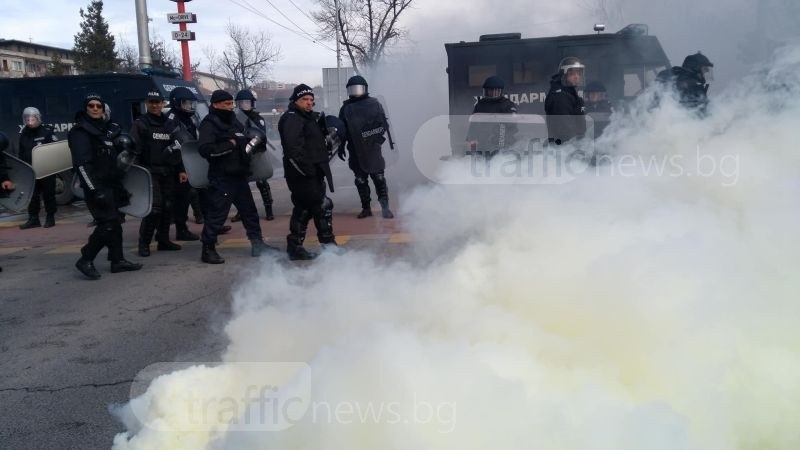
[168,0,198,81]
[134,0,153,69]
[334,0,342,107]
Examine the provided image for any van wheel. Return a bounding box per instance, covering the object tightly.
[55,171,75,205]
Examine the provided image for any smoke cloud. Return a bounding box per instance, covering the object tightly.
[111,38,800,449]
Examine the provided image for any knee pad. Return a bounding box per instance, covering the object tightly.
[354,176,368,186]
[371,173,386,183]
[322,196,334,212]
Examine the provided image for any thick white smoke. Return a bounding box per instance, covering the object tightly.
[112,43,800,450]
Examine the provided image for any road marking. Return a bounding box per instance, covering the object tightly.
[388,233,413,243]
[0,247,29,255]
[217,238,250,249]
[46,245,83,254]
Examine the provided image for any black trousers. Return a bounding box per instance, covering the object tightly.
[285,165,334,249]
[201,177,262,244]
[82,186,124,262]
[138,172,176,244]
[28,175,57,216]
[174,181,203,228]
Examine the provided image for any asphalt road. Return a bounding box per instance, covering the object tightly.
[0,173,410,449]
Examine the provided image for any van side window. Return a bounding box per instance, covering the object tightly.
[468,65,496,87]
[512,61,540,84]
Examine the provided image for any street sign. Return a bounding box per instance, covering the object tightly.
[167,12,197,23]
[171,30,196,41]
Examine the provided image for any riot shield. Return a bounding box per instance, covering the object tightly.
[31,140,73,179]
[0,152,36,212]
[118,165,153,218]
[248,152,273,182]
[179,139,209,189]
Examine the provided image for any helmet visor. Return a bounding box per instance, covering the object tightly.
[237,99,254,111]
[347,84,367,97]
[22,113,40,127]
[180,99,197,114]
[562,67,585,87]
[483,88,503,99]
[702,66,714,81]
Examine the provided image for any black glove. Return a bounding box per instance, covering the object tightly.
[116,150,135,172]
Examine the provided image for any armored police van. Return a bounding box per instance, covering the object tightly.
[445,24,671,154]
[0,73,206,205]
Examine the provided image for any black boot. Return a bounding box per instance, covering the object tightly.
[219,225,232,234]
[138,242,151,257]
[372,173,394,219]
[75,257,101,280]
[288,246,317,261]
[111,259,143,273]
[257,181,275,221]
[43,213,56,228]
[355,176,372,219]
[264,204,274,221]
[19,215,41,230]
[287,209,315,261]
[194,214,204,225]
[157,240,182,251]
[201,242,225,264]
[175,225,200,241]
[251,239,280,257]
[138,215,157,257]
[231,212,242,222]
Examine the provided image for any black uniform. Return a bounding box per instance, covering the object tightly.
[466,96,518,153]
[544,74,587,143]
[68,111,131,265]
[236,108,274,217]
[18,124,59,219]
[279,102,336,254]
[197,108,263,245]
[169,108,205,232]
[339,95,395,216]
[656,66,710,112]
[131,112,185,251]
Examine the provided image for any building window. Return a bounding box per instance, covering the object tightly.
[2,60,7,71]
[512,61,543,84]
[11,61,23,72]
[468,65,496,87]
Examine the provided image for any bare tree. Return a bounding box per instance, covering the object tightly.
[116,35,194,75]
[312,0,413,73]
[205,22,281,91]
[578,0,625,29]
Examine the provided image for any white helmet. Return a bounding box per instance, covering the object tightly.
[22,107,42,127]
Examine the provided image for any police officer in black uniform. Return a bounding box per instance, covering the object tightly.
[584,81,612,113]
[69,93,142,279]
[465,75,518,156]
[197,90,275,264]
[130,90,186,256]
[545,57,587,144]
[279,84,337,260]
[167,87,205,240]
[656,52,714,113]
[0,132,16,272]
[18,107,59,229]
[232,89,275,221]
[338,76,395,219]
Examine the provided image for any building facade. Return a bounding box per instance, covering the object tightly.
[0,39,78,78]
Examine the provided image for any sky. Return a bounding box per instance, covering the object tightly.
[1,0,796,88]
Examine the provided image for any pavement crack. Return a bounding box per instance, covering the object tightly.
[0,379,133,393]
[154,287,226,321]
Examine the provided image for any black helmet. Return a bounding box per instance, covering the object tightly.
[346,75,368,97]
[235,89,257,111]
[682,52,713,71]
[169,86,197,114]
[0,131,8,152]
[113,133,135,153]
[482,76,505,98]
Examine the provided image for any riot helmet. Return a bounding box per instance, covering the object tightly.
[235,89,257,112]
[558,57,585,87]
[170,86,198,114]
[22,107,42,128]
[346,75,368,98]
[682,52,714,81]
[482,76,505,99]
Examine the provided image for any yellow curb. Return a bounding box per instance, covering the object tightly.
[388,233,413,244]
[46,245,83,254]
[0,221,24,228]
[217,238,250,249]
[0,246,29,255]
[336,235,351,245]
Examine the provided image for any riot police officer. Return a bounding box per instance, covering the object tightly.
[584,81,612,113]
[130,90,186,256]
[279,84,337,260]
[197,90,275,264]
[656,52,714,113]
[339,76,395,219]
[232,89,275,221]
[69,93,142,279]
[0,132,16,272]
[18,107,59,229]
[167,86,205,240]
[466,75,518,156]
[545,57,587,144]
